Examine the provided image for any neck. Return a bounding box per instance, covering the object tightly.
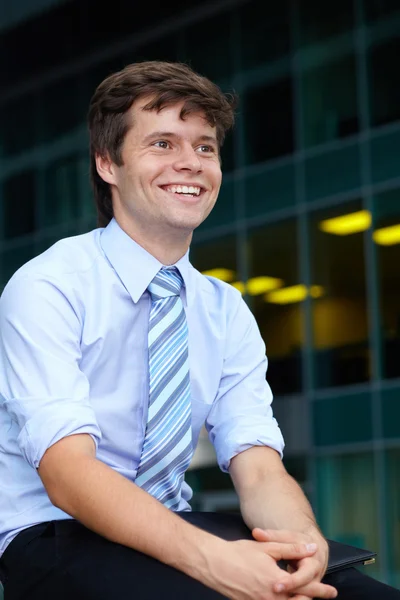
[114,214,192,265]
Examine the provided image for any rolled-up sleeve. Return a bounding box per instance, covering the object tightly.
[206,296,284,473]
[0,275,101,469]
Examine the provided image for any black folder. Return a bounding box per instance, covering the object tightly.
[178,511,376,575]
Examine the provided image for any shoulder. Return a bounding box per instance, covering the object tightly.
[4,228,103,289]
[1,229,104,315]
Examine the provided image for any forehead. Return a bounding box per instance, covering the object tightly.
[128,97,217,140]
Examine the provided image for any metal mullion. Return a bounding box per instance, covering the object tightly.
[355,0,388,582]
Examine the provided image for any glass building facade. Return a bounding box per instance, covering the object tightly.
[1,0,400,586]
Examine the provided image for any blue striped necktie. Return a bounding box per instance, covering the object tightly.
[135,266,193,509]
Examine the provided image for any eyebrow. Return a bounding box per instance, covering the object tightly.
[142,131,218,145]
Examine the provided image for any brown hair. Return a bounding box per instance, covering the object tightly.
[88,61,237,227]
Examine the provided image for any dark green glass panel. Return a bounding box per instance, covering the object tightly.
[1,241,36,286]
[244,162,295,217]
[3,170,37,239]
[370,129,400,184]
[298,0,353,47]
[382,388,400,439]
[302,55,359,148]
[305,143,361,201]
[197,179,235,233]
[313,392,373,446]
[239,0,291,68]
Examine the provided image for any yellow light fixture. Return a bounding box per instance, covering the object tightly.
[266,284,324,305]
[230,276,283,296]
[231,281,246,294]
[373,224,400,246]
[202,268,235,282]
[319,210,372,236]
[246,276,283,295]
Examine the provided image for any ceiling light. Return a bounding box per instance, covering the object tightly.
[319,210,371,236]
[266,284,324,305]
[201,268,235,282]
[232,281,246,294]
[246,276,283,295]
[373,224,400,246]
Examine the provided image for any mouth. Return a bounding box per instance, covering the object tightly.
[159,184,205,199]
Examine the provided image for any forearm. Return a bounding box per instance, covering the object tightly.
[40,447,223,583]
[239,470,322,539]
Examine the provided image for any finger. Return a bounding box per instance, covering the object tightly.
[294,581,338,599]
[274,560,317,592]
[263,541,317,562]
[253,528,311,545]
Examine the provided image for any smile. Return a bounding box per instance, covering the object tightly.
[160,184,203,198]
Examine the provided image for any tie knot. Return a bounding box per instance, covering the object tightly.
[148,267,184,300]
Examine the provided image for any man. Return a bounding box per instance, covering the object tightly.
[0,61,398,600]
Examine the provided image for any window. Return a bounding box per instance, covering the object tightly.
[243,78,294,165]
[364,0,400,22]
[183,12,233,81]
[385,448,400,588]
[244,161,296,217]
[43,156,81,228]
[247,220,303,396]
[0,93,38,158]
[298,0,354,47]
[239,0,291,69]
[40,74,85,144]
[369,38,400,127]
[3,170,37,239]
[316,452,380,578]
[313,392,373,446]
[309,200,370,388]
[372,188,400,379]
[190,235,237,278]
[301,55,359,148]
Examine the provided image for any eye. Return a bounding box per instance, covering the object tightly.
[153,140,170,149]
[198,144,215,153]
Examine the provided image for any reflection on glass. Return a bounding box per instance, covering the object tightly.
[310,201,370,388]
[298,0,353,46]
[44,156,80,228]
[3,170,37,239]
[373,189,400,379]
[244,78,294,165]
[316,453,380,577]
[369,38,400,127]
[302,55,359,148]
[385,449,400,588]
[239,0,291,68]
[247,220,303,396]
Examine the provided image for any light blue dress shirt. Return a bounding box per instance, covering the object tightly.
[0,218,284,556]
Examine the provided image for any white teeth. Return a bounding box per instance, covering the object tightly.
[164,185,201,196]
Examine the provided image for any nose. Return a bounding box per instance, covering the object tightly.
[173,144,203,173]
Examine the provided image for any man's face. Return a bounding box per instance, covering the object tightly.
[105,97,222,238]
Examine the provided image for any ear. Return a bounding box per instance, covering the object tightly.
[95,153,118,186]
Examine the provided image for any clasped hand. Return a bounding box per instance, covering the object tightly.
[252,527,337,600]
[209,528,337,600]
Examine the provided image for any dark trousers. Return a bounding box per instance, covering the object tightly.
[1,513,399,600]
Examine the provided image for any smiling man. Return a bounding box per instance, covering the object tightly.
[0,62,398,600]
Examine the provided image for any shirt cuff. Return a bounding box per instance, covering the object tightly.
[212,417,285,473]
[13,398,102,469]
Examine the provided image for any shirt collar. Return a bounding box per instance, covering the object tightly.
[100,218,193,305]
